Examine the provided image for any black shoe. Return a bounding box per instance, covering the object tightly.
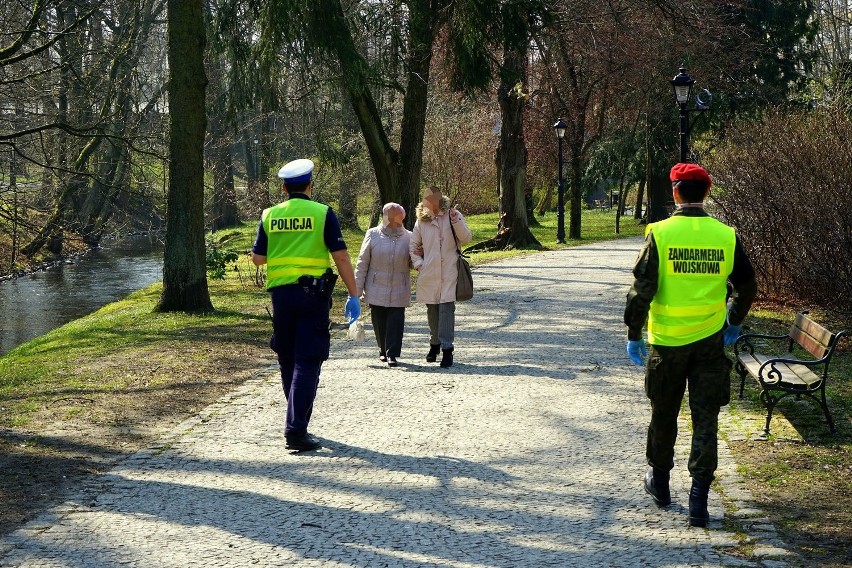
[688,479,711,527]
[285,431,321,452]
[379,354,387,363]
[644,468,671,507]
[387,356,398,367]
[426,344,440,362]
[439,348,454,368]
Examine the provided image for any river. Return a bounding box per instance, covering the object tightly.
[0,237,163,356]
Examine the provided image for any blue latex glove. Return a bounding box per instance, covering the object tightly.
[344,296,361,325]
[627,340,648,366]
[723,324,741,346]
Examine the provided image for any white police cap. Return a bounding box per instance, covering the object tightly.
[277,158,314,183]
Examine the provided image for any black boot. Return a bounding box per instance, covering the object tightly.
[688,478,711,527]
[643,468,671,507]
[285,431,321,452]
[426,344,440,362]
[439,348,454,368]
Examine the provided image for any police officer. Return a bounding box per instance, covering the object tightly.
[252,158,360,452]
[624,163,757,527]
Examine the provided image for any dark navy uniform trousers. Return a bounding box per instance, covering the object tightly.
[269,284,331,436]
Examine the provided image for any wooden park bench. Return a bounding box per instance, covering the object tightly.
[733,312,846,436]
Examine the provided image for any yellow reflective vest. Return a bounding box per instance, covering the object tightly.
[646,215,736,347]
[261,198,330,289]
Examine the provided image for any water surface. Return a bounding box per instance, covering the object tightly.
[0,237,163,356]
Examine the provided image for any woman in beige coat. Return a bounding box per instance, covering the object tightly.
[355,203,412,367]
[409,187,472,368]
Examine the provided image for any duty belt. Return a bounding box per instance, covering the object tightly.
[297,268,338,299]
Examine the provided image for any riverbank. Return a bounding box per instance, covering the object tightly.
[0,212,850,566]
[0,236,164,356]
[0,239,90,282]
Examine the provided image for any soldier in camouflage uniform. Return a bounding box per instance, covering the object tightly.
[624,163,757,527]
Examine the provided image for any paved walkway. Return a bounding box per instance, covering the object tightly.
[0,238,794,567]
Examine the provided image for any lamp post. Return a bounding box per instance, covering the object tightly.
[670,66,695,162]
[553,118,567,244]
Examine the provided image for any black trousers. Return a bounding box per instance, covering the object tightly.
[645,329,732,483]
[369,305,405,358]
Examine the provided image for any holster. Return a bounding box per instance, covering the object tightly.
[298,268,338,300]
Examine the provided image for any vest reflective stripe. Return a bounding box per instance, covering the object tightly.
[267,256,330,268]
[647,316,725,338]
[262,199,330,289]
[647,215,736,347]
[651,300,727,318]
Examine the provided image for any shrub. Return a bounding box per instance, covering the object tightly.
[708,106,852,317]
[206,244,238,280]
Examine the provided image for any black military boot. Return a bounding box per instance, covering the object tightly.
[439,348,454,368]
[688,478,711,527]
[643,468,671,507]
[426,344,441,362]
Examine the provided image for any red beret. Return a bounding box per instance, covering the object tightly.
[669,163,711,188]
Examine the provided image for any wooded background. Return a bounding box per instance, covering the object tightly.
[1,1,851,313]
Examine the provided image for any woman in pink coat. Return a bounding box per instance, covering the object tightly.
[355,203,412,367]
[409,187,472,368]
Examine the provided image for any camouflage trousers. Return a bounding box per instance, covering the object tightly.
[645,330,732,483]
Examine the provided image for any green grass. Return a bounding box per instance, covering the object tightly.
[464,208,643,263]
[729,305,851,443]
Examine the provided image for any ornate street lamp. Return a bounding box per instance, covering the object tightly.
[553,118,567,244]
[670,66,695,162]
[669,65,711,163]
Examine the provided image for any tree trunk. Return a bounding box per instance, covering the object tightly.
[337,82,359,231]
[207,41,241,232]
[537,183,554,216]
[337,173,359,230]
[319,0,399,206]
[21,136,103,256]
[80,140,129,245]
[155,0,213,313]
[210,142,240,231]
[568,152,583,240]
[487,43,540,250]
[526,183,539,227]
[565,89,589,241]
[9,149,18,271]
[646,166,671,223]
[634,178,646,221]
[320,0,438,229]
[395,0,435,228]
[643,101,675,223]
[645,125,673,223]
